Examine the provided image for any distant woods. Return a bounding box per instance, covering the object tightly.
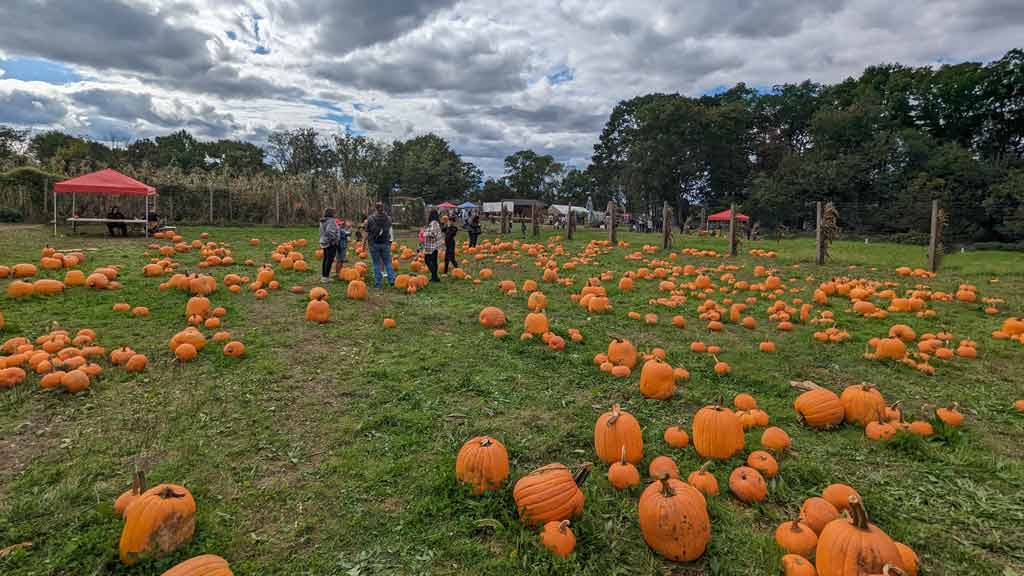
[1,49,1022,240]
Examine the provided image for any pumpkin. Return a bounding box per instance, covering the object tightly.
[524,312,550,335]
[648,455,680,479]
[607,338,637,368]
[39,371,64,389]
[119,484,196,565]
[13,263,38,277]
[821,484,861,512]
[114,471,147,517]
[610,364,630,378]
[815,496,901,576]
[663,425,689,448]
[174,343,198,362]
[801,496,840,534]
[132,306,150,317]
[512,463,590,525]
[684,461,718,497]
[782,553,818,576]
[776,519,819,558]
[936,403,964,427]
[593,404,642,464]
[637,475,711,561]
[478,307,506,328]
[306,296,330,323]
[60,369,90,393]
[346,279,367,300]
[527,291,547,311]
[894,542,919,576]
[455,436,509,495]
[223,341,245,357]
[734,393,757,411]
[607,446,641,490]
[692,404,744,459]
[747,450,779,478]
[33,279,64,295]
[794,383,845,429]
[539,520,575,558]
[7,280,34,298]
[125,354,148,373]
[729,466,767,503]
[840,384,887,427]
[86,272,110,289]
[639,357,676,399]
[110,347,136,365]
[761,426,792,452]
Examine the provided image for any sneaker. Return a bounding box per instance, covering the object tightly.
[320,277,330,283]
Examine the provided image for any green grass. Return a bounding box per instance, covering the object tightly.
[1,223,1023,575]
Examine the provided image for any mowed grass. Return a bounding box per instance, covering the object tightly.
[1,222,1023,576]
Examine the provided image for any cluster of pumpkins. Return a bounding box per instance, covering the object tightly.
[454,394,921,575]
[0,327,148,392]
[112,471,234,574]
[3,247,124,298]
[865,325,979,375]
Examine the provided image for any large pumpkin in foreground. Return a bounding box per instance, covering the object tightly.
[816,496,902,576]
[593,403,643,464]
[692,404,744,459]
[455,436,509,495]
[119,484,196,565]
[793,382,845,429]
[513,463,590,525]
[638,475,711,561]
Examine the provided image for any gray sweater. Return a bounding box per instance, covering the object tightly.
[319,217,340,247]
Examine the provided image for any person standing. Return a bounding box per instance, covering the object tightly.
[442,215,458,275]
[423,209,443,282]
[333,218,350,278]
[319,208,340,283]
[365,202,396,288]
[467,214,481,247]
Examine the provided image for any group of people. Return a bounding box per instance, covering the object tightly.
[105,205,164,236]
[318,203,483,287]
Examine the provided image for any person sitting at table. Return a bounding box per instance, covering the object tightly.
[107,206,128,236]
[147,211,164,235]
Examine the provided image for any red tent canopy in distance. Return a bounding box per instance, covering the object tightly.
[707,208,749,222]
[54,168,157,196]
[436,202,457,209]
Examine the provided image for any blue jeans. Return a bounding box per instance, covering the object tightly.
[369,242,395,287]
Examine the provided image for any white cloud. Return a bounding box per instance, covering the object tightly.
[0,0,1022,176]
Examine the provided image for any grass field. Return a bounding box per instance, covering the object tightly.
[1,222,1022,576]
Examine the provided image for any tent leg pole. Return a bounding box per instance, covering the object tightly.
[52,186,56,237]
[145,195,149,238]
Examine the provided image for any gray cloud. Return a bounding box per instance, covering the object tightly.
[0,89,68,125]
[279,0,458,55]
[70,88,240,139]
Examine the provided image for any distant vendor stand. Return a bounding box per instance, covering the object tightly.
[52,168,160,237]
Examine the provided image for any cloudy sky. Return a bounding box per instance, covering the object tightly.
[1,0,1023,176]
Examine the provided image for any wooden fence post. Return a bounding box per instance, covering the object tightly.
[607,201,616,243]
[532,204,539,237]
[700,206,707,233]
[274,188,280,226]
[928,199,940,272]
[567,205,575,240]
[662,201,672,249]
[500,204,508,234]
[815,201,825,265]
[207,179,213,224]
[728,203,738,257]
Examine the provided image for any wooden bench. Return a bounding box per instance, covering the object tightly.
[66,217,151,235]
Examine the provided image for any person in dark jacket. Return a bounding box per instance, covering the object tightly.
[467,214,481,247]
[107,206,128,236]
[365,202,396,288]
[442,215,458,275]
[319,208,340,283]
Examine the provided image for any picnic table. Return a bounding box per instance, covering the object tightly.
[64,217,174,236]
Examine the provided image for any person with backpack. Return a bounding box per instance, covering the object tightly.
[467,214,481,247]
[423,209,443,282]
[365,202,396,288]
[442,214,459,275]
[319,208,340,283]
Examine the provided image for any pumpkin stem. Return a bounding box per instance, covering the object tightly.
[697,461,712,475]
[658,473,675,497]
[607,404,621,426]
[882,565,907,576]
[619,445,627,465]
[573,462,592,486]
[790,518,802,532]
[479,438,492,447]
[558,519,571,533]
[131,469,146,496]
[848,495,870,530]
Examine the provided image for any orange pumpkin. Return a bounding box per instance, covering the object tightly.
[593,404,642,464]
[119,484,196,565]
[639,357,676,399]
[512,463,589,525]
[729,466,767,503]
[638,475,710,561]
[455,436,509,495]
[815,496,901,576]
[692,404,744,459]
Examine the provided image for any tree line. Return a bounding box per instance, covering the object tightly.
[1,48,1022,240]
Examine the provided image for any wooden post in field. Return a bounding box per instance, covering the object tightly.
[928,199,940,272]
[815,201,825,265]
[662,201,672,249]
[500,204,508,234]
[208,179,213,224]
[531,203,539,237]
[567,204,575,240]
[607,201,616,243]
[701,205,707,233]
[275,188,280,226]
[728,203,738,257]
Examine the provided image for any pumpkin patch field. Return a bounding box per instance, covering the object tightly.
[1,223,1022,575]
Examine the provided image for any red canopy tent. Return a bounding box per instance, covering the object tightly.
[436,201,457,209]
[52,169,158,236]
[706,208,749,223]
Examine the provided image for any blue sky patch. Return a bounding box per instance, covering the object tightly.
[226,30,237,40]
[254,46,270,55]
[546,65,575,85]
[322,112,354,126]
[0,58,82,85]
